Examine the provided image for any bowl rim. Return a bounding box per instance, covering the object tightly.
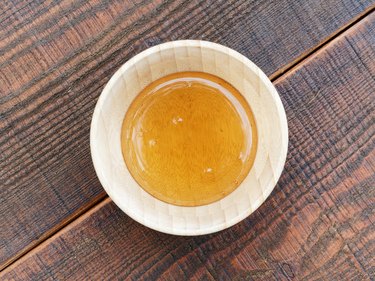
[90,40,288,235]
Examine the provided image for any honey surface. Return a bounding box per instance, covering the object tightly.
[121,72,257,206]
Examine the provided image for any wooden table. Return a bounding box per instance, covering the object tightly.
[1,1,374,280]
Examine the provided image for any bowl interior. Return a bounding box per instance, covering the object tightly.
[90,40,288,235]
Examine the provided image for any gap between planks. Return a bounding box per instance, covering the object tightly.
[269,5,375,81]
[1,6,374,273]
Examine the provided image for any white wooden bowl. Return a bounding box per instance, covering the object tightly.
[90,40,288,235]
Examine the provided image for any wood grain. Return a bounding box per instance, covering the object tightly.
[1,0,374,270]
[2,12,374,280]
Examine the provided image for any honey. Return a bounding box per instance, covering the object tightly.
[121,72,257,206]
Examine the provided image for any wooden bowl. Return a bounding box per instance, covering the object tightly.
[90,40,288,235]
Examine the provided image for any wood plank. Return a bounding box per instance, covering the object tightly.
[1,0,374,269]
[2,12,374,280]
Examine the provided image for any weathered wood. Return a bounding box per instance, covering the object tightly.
[2,12,374,280]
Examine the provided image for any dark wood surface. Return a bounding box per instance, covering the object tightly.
[2,0,374,270]
[2,8,375,279]
[1,0,374,278]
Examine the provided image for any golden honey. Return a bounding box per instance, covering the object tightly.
[121,72,257,206]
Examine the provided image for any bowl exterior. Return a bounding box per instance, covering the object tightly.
[90,40,288,235]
